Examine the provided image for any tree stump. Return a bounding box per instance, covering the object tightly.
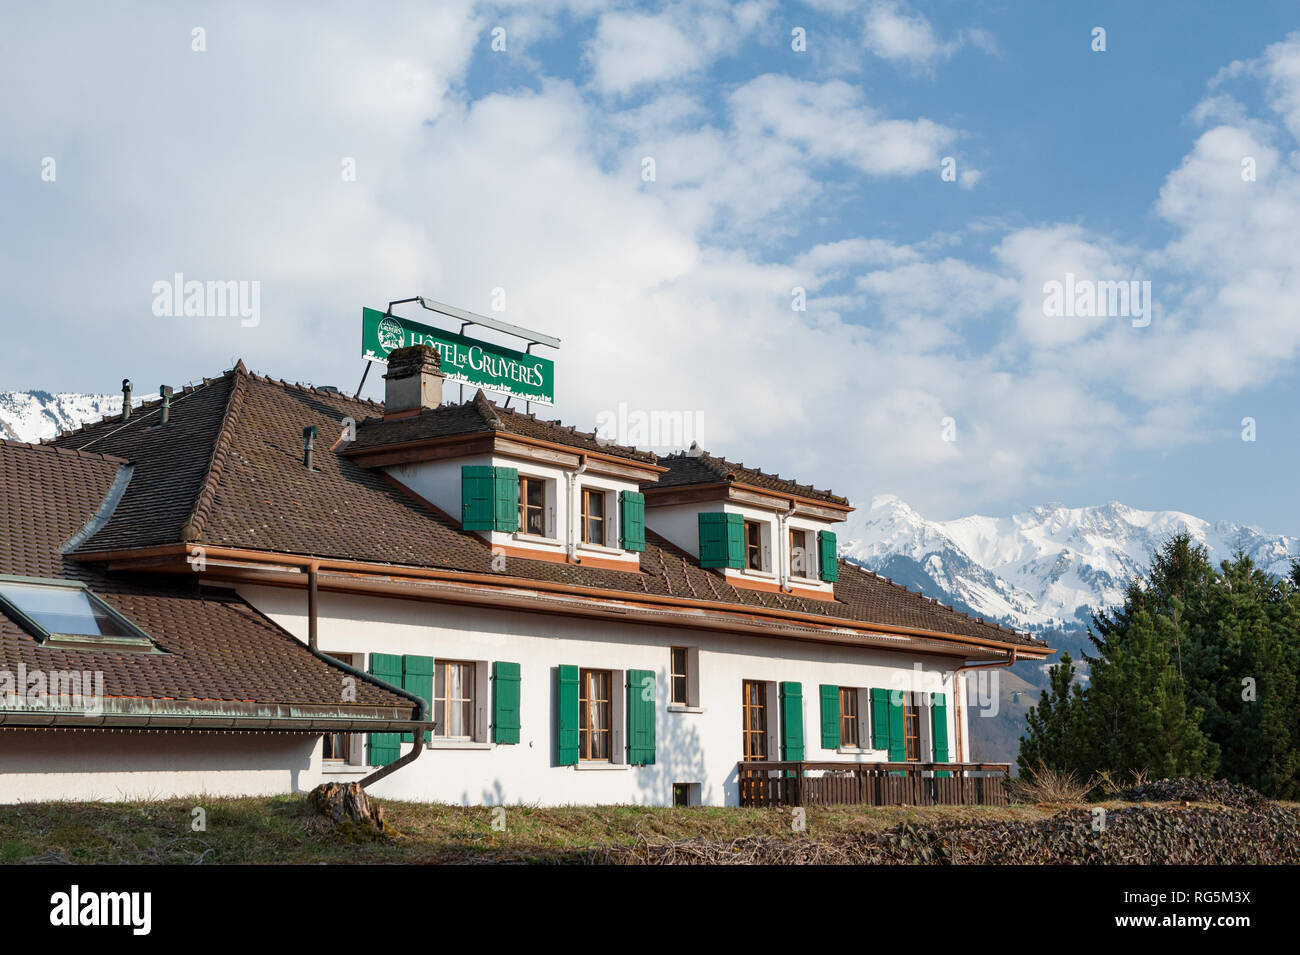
[308,781,387,838]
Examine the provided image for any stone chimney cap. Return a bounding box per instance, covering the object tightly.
[383,344,442,379]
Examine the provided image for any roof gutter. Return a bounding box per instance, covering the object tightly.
[0,711,429,733]
[84,544,1051,658]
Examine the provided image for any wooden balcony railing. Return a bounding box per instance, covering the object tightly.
[736,761,1012,808]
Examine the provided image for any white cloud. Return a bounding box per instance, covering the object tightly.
[585,1,774,96]
[860,1,996,70]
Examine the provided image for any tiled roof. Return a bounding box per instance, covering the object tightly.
[48,363,1043,651]
[349,390,658,463]
[0,440,415,714]
[653,449,850,507]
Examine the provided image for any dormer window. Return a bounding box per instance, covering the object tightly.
[789,528,810,579]
[744,520,763,571]
[581,488,606,545]
[519,475,547,536]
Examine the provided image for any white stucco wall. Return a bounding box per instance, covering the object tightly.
[0,731,319,803]
[241,584,969,807]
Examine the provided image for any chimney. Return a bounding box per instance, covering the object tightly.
[383,344,443,419]
[303,425,317,470]
[121,379,133,421]
[159,385,174,424]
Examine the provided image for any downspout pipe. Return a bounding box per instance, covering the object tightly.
[302,566,427,789]
[777,501,797,592]
[567,453,588,564]
[951,649,1017,763]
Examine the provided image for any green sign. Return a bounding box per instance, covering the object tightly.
[362,307,555,406]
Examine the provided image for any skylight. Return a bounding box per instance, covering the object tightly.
[0,577,155,649]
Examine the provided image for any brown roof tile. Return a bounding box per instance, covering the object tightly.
[48,364,1044,652]
[0,440,414,714]
[349,390,658,463]
[653,449,850,506]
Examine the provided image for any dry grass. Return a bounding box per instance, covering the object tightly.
[0,797,1047,865]
[1003,762,1095,805]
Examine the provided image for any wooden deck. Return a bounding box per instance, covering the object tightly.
[737,761,1011,808]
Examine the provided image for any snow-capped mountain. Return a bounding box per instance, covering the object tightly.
[841,494,1300,632]
[0,391,122,443]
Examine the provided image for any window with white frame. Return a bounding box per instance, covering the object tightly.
[669,646,700,708]
[743,520,768,571]
[580,487,607,545]
[789,528,813,580]
[433,660,476,739]
[518,475,548,537]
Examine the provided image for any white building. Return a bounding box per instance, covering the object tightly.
[0,346,1050,805]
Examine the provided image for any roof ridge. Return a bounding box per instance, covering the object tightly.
[0,437,130,465]
[837,558,1037,642]
[243,367,386,410]
[180,362,250,542]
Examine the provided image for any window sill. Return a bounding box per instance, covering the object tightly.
[667,704,705,714]
[424,739,492,750]
[836,747,867,755]
[322,763,369,774]
[576,541,625,556]
[788,575,823,586]
[573,762,630,771]
[513,532,561,545]
[738,568,776,581]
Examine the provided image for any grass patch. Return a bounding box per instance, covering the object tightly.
[0,797,1050,865]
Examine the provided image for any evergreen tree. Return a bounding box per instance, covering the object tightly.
[1017,652,1087,774]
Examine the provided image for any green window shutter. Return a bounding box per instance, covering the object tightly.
[626,669,656,765]
[818,530,839,582]
[887,690,906,762]
[461,465,496,530]
[870,688,889,749]
[492,661,521,744]
[868,691,889,748]
[932,692,950,771]
[819,684,840,749]
[494,466,519,532]
[619,491,646,552]
[698,512,744,569]
[780,681,804,760]
[555,665,579,766]
[367,652,404,766]
[400,655,434,744]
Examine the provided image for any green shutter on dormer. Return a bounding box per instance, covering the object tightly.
[818,530,839,582]
[619,491,646,552]
[461,465,496,530]
[699,512,744,568]
[494,466,519,532]
[463,465,519,532]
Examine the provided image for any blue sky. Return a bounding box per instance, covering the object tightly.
[2,1,1299,534]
